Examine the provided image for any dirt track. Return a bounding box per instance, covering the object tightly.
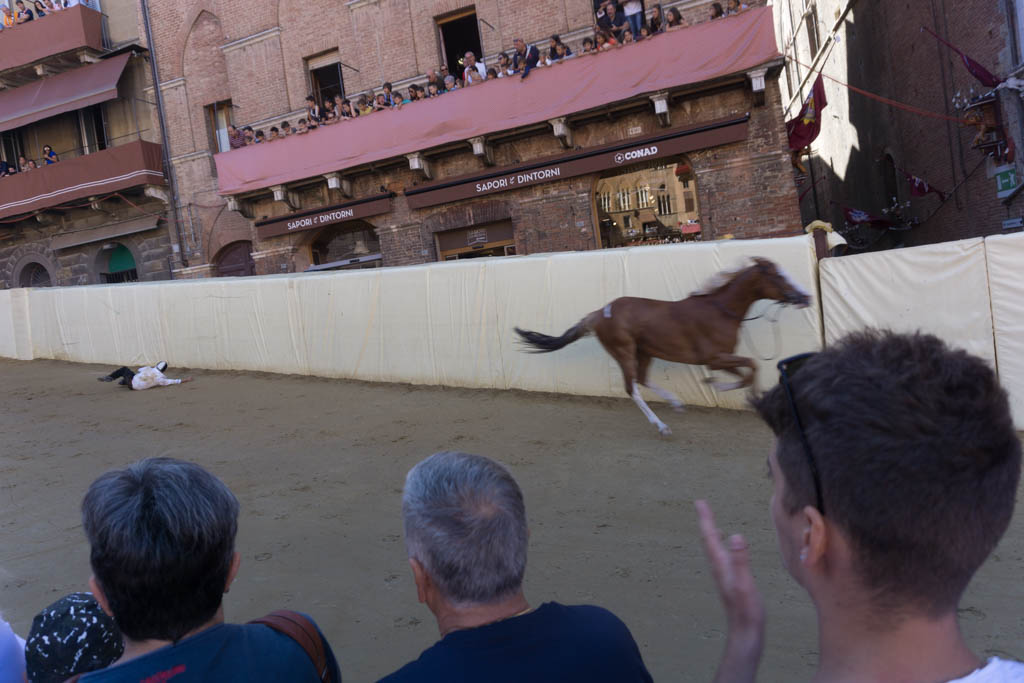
[1,358,1022,682]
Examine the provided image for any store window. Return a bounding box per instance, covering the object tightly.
[594,156,701,248]
[437,221,515,261]
[308,220,381,271]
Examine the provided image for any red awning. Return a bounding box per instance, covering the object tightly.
[0,53,131,133]
[215,7,780,196]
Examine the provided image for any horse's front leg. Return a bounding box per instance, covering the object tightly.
[704,353,757,392]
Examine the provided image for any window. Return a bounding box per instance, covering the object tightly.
[622,215,632,228]
[206,100,233,153]
[79,105,107,156]
[637,186,651,208]
[437,8,482,78]
[307,51,345,105]
[684,194,696,214]
[805,5,820,57]
[617,189,632,211]
[657,193,673,215]
[682,179,690,189]
[598,192,612,212]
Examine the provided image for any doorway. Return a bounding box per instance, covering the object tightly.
[99,244,138,283]
[215,241,255,277]
[437,8,482,76]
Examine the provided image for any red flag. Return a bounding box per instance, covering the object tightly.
[899,168,948,201]
[787,74,828,151]
[921,26,1001,88]
[843,206,895,227]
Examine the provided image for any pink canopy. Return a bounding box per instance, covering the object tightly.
[215,7,780,196]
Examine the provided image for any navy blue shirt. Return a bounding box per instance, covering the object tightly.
[79,619,341,683]
[379,602,652,683]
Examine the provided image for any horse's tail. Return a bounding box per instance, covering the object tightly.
[514,321,590,353]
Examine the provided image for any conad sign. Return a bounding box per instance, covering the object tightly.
[404,115,749,209]
[255,195,393,239]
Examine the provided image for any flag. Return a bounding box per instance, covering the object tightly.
[843,206,895,228]
[787,74,828,151]
[921,26,1001,88]
[899,168,947,201]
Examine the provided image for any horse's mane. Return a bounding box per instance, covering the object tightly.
[690,260,754,297]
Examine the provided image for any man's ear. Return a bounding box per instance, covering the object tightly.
[89,576,114,618]
[224,552,241,593]
[800,505,828,568]
[409,557,431,605]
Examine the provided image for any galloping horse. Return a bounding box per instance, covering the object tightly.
[514,257,811,435]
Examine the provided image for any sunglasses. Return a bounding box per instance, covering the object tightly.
[776,352,825,514]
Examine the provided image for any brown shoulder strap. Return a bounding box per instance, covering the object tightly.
[250,610,332,683]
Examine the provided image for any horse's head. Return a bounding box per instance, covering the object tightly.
[750,257,811,307]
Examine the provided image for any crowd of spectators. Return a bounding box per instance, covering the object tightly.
[0,330,1021,683]
[0,145,60,177]
[0,0,82,30]
[224,1,752,152]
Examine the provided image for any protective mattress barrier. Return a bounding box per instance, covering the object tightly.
[985,232,1024,427]
[0,236,824,411]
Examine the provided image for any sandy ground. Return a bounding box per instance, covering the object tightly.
[1,358,1022,682]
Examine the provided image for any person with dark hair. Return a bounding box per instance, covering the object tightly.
[381,81,394,106]
[622,0,644,36]
[485,67,498,80]
[97,361,192,390]
[41,145,58,164]
[280,120,293,135]
[296,118,309,133]
[512,37,540,78]
[242,126,254,145]
[227,124,245,149]
[581,36,596,53]
[0,159,14,177]
[496,52,513,77]
[76,457,342,682]
[698,330,1024,683]
[254,129,266,142]
[25,593,123,683]
[726,0,748,14]
[381,452,653,683]
[304,94,322,123]
[666,6,685,28]
[15,0,34,23]
[267,126,280,140]
[322,98,338,122]
[647,4,664,32]
[597,1,626,40]
[710,2,725,19]
[462,51,486,85]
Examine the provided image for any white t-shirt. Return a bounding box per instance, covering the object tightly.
[463,61,486,83]
[949,658,1024,682]
[623,1,642,15]
[131,366,182,390]
[0,618,25,683]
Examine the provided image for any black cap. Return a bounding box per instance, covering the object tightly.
[25,592,124,683]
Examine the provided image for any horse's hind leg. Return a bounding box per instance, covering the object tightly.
[705,353,758,392]
[637,352,685,412]
[604,340,673,436]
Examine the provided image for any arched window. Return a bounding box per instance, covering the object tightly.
[99,243,138,283]
[19,262,52,288]
[215,241,255,277]
[594,155,700,248]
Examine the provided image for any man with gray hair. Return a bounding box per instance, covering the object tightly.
[380,451,652,682]
[76,457,341,682]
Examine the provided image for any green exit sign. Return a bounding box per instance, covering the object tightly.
[995,165,1018,198]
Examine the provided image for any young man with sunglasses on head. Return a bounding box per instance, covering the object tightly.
[697,329,1023,683]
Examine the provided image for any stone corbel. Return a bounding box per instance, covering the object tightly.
[143,185,170,204]
[35,212,57,226]
[323,173,353,198]
[78,50,100,64]
[747,68,768,106]
[649,92,670,127]
[406,152,433,180]
[468,136,494,165]
[34,63,56,77]
[226,195,253,219]
[270,184,298,210]
[548,117,574,149]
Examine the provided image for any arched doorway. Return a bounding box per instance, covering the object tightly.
[215,241,255,277]
[594,156,701,248]
[19,262,52,288]
[307,220,381,271]
[98,243,138,283]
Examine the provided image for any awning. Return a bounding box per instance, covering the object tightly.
[0,53,131,133]
[215,7,781,196]
[50,215,160,250]
[637,209,660,224]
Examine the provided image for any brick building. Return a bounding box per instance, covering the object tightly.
[0,0,173,288]
[137,0,804,278]
[775,0,1024,250]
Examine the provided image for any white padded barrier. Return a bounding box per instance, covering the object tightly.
[985,231,1024,428]
[3,235,824,410]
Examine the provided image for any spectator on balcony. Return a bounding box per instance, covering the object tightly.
[371,93,388,111]
[296,118,309,134]
[638,24,651,40]
[462,51,486,85]
[710,3,724,19]
[622,1,644,36]
[648,4,664,32]
[597,2,626,40]
[667,7,686,28]
[307,115,319,130]
[255,130,267,143]
[227,124,245,149]
[595,30,617,50]
[547,35,572,62]
[15,0,34,23]
[621,27,635,44]
[32,0,48,17]
[0,160,13,177]
[267,126,279,141]
[17,155,30,172]
[726,0,749,14]
[380,82,395,106]
[42,0,63,13]
[426,69,444,92]
[426,82,441,98]
[486,67,498,80]
[581,36,596,53]
[322,98,338,122]
[305,95,322,123]
[512,37,540,78]
[242,126,254,145]
[392,90,408,109]
[339,100,356,118]
[464,66,486,86]
[280,120,293,136]
[356,94,373,115]
[1,6,15,27]
[496,52,513,77]
[443,74,458,91]
[42,145,59,165]
[332,93,346,116]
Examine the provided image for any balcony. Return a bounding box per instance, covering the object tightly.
[0,140,166,221]
[0,6,105,86]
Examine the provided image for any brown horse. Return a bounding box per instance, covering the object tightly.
[514,257,812,435]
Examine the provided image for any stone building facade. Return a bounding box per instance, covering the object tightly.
[140,0,803,279]
[775,0,1024,250]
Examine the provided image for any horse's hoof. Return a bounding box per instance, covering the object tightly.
[657,424,673,436]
